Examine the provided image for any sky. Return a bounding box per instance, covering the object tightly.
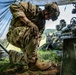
[44,4,76,29]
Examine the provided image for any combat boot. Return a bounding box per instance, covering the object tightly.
[28,61,51,71]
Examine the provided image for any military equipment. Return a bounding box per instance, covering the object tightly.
[61,38,76,75]
[56,25,61,31]
[55,17,76,39]
[56,19,66,32]
[40,17,76,50]
[72,2,76,14]
[61,17,76,37]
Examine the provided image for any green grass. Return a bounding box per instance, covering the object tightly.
[0,50,61,72]
[37,50,61,64]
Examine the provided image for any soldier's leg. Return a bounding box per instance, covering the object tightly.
[7,27,29,64]
[7,26,59,72]
[23,27,60,72]
[22,30,53,71]
[7,27,29,48]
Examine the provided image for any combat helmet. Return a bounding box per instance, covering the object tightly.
[45,2,60,21]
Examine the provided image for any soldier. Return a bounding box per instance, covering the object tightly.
[7,1,60,71]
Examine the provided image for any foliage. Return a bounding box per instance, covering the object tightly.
[44,29,56,35]
[0,58,10,72]
[37,50,61,64]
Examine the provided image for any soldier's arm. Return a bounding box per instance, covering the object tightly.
[10,3,39,30]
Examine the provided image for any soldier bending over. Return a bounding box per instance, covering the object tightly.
[7,1,60,71]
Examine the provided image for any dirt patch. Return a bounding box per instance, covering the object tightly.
[0,65,60,75]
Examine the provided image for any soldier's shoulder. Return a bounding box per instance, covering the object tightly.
[20,1,27,5]
[19,2,28,9]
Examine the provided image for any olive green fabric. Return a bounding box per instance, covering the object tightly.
[7,27,30,48]
[9,50,26,65]
[9,2,45,32]
[7,2,44,64]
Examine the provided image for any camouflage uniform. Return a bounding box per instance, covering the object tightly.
[7,2,45,65]
[7,2,60,72]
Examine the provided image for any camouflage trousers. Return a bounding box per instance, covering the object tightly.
[7,26,41,64]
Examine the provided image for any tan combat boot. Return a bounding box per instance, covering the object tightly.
[24,35,59,72]
[28,61,60,75]
[28,61,51,71]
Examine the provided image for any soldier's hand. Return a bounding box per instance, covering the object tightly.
[19,17,39,32]
[27,21,39,32]
[26,21,40,37]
